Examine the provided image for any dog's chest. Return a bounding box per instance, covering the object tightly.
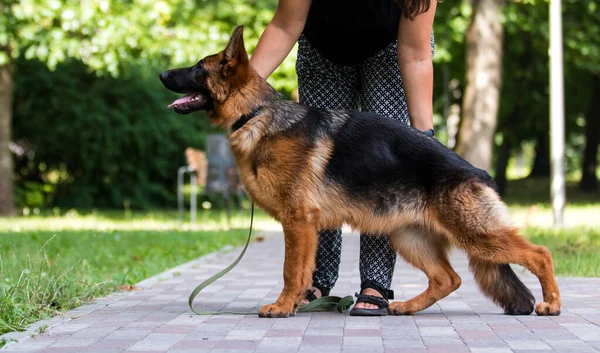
[235,159,286,217]
[231,132,333,219]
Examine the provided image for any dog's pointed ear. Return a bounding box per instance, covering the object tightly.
[223,25,247,64]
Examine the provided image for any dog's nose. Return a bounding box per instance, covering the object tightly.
[159,71,171,82]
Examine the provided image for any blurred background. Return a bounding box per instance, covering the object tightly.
[0,0,598,212]
[0,0,598,338]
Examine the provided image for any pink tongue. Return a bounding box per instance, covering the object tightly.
[168,93,196,108]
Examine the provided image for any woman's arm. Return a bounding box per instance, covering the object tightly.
[249,0,312,79]
[397,1,437,132]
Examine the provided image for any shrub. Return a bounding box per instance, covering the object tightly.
[12,58,221,209]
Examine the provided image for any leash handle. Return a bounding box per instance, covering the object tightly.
[188,204,255,315]
[188,202,354,315]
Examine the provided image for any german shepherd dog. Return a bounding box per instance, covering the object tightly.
[159,26,561,318]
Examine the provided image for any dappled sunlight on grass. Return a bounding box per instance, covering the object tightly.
[524,226,600,277]
[508,204,600,228]
[1,208,280,233]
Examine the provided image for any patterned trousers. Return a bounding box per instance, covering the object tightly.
[295,34,434,292]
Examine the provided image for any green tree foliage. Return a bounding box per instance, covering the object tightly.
[12,58,216,209]
[433,0,599,186]
[3,0,301,211]
[3,0,292,93]
[497,0,599,178]
[564,0,600,76]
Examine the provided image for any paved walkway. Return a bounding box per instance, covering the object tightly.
[2,230,600,353]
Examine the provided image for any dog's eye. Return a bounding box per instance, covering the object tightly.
[194,63,208,77]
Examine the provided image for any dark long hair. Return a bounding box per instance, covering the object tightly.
[396,0,434,20]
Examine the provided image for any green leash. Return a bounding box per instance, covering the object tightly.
[188,203,354,315]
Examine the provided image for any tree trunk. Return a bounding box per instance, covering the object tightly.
[579,75,600,192]
[494,138,511,197]
[0,52,16,216]
[529,132,550,178]
[455,0,505,171]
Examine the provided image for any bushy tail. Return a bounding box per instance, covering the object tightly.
[469,259,535,315]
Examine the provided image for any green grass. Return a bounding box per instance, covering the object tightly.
[524,227,600,277]
[496,178,600,277]
[499,178,600,277]
[0,208,277,337]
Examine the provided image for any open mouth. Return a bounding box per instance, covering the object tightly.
[167,92,213,114]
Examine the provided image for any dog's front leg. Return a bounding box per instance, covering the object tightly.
[258,209,318,318]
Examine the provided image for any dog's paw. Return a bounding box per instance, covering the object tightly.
[258,303,294,318]
[535,301,561,316]
[388,301,416,315]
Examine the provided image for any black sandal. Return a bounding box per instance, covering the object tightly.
[305,284,331,302]
[350,280,394,316]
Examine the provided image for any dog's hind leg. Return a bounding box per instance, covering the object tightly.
[464,228,560,316]
[388,229,462,315]
[258,207,318,318]
[436,183,561,316]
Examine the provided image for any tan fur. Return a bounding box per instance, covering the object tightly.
[389,229,461,314]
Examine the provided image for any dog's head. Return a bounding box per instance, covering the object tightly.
[159,26,250,115]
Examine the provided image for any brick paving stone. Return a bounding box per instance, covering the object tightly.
[464,339,510,349]
[256,336,302,351]
[31,348,83,353]
[422,337,465,347]
[185,331,228,341]
[3,339,57,351]
[105,328,153,340]
[49,336,99,348]
[298,347,342,353]
[168,340,219,350]
[152,325,195,334]
[86,338,137,350]
[305,327,344,336]
[3,231,600,353]
[265,329,305,337]
[344,328,383,336]
[505,339,553,351]
[309,320,347,328]
[126,334,184,351]
[213,339,260,350]
[427,346,471,353]
[224,329,268,340]
[383,349,426,353]
[418,326,460,338]
[561,323,600,341]
[588,341,600,349]
[302,335,343,345]
[343,336,384,346]
[383,340,425,348]
[543,339,598,352]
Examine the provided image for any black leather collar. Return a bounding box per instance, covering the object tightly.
[231,107,263,132]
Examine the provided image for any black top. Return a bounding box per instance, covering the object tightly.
[302,0,401,66]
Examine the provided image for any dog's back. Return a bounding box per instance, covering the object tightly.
[259,98,496,211]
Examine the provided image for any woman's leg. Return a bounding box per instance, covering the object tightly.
[352,34,435,312]
[296,35,360,297]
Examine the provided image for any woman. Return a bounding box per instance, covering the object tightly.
[249,0,436,316]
